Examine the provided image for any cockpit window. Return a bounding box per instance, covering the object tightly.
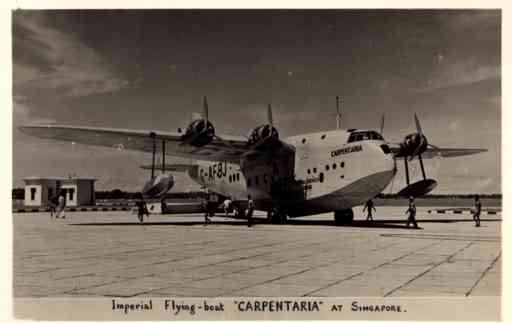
[347,131,384,143]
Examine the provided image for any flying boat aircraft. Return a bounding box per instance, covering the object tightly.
[20,97,487,224]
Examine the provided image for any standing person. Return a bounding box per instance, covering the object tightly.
[223,197,232,216]
[473,195,482,227]
[49,194,58,220]
[405,196,418,229]
[135,194,149,223]
[56,193,66,219]
[204,193,212,225]
[209,193,218,218]
[363,199,376,222]
[246,195,254,227]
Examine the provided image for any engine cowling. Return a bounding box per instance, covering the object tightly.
[247,125,279,149]
[142,173,174,199]
[182,119,215,147]
[398,133,428,157]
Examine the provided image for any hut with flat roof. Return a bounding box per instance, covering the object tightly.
[22,176,96,207]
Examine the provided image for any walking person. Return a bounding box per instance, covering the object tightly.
[246,195,254,227]
[363,199,376,222]
[56,193,66,219]
[135,194,149,223]
[204,193,213,225]
[49,194,58,220]
[405,196,418,229]
[223,197,232,216]
[473,195,482,227]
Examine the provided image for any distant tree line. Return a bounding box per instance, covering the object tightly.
[376,193,502,199]
[11,188,209,200]
[12,187,502,200]
[12,188,24,199]
[94,190,207,200]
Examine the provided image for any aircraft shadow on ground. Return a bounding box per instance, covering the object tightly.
[69,217,500,229]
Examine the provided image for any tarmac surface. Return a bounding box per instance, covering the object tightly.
[13,207,501,298]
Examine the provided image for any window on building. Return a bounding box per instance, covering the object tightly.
[313,168,317,173]
[255,176,259,186]
[332,163,337,170]
[48,188,53,199]
[326,165,330,171]
[69,188,75,201]
[247,178,252,187]
[229,175,232,182]
[237,173,240,181]
[30,188,36,201]
[307,169,311,174]
[263,174,268,184]
[341,162,345,168]
[319,173,324,183]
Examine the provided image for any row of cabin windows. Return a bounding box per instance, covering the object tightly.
[247,174,272,188]
[307,161,345,175]
[228,173,241,183]
[301,134,327,144]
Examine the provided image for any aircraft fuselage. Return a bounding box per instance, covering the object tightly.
[188,129,396,216]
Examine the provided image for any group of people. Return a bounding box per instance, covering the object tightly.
[204,194,255,227]
[363,195,483,228]
[49,189,482,228]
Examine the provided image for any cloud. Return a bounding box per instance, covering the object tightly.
[448,121,458,132]
[422,63,500,92]
[13,12,128,100]
[13,99,56,127]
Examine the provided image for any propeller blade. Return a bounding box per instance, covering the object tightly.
[336,96,341,129]
[380,114,385,134]
[267,103,273,128]
[414,113,423,135]
[203,96,209,124]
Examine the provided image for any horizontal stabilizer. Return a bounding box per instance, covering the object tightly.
[140,163,197,173]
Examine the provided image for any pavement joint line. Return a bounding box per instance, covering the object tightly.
[380,233,500,242]
[55,236,338,284]
[301,240,442,296]
[179,237,346,271]
[221,237,380,296]
[465,251,501,297]
[46,237,314,279]
[383,241,475,297]
[64,276,176,297]
[37,239,222,262]
[148,237,376,296]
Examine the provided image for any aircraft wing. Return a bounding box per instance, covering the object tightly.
[140,163,197,172]
[389,143,487,159]
[19,125,254,163]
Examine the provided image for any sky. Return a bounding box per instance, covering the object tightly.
[12,10,501,193]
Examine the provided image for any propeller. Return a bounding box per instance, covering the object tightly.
[336,96,341,129]
[414,113,423,134]
[267,103,273,128]
[203,96,209,126]
[409,113,427,161]
[379,114,385,135]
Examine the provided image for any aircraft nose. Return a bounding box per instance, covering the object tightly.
[373,143,396,173]
[367,143,397,190]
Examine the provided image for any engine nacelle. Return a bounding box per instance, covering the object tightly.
[142,173,174,199]
[247,125,279,149]
[181,119,215,147]
[398,133,428,157]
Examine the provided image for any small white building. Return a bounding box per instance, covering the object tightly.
[23,177,96,207]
